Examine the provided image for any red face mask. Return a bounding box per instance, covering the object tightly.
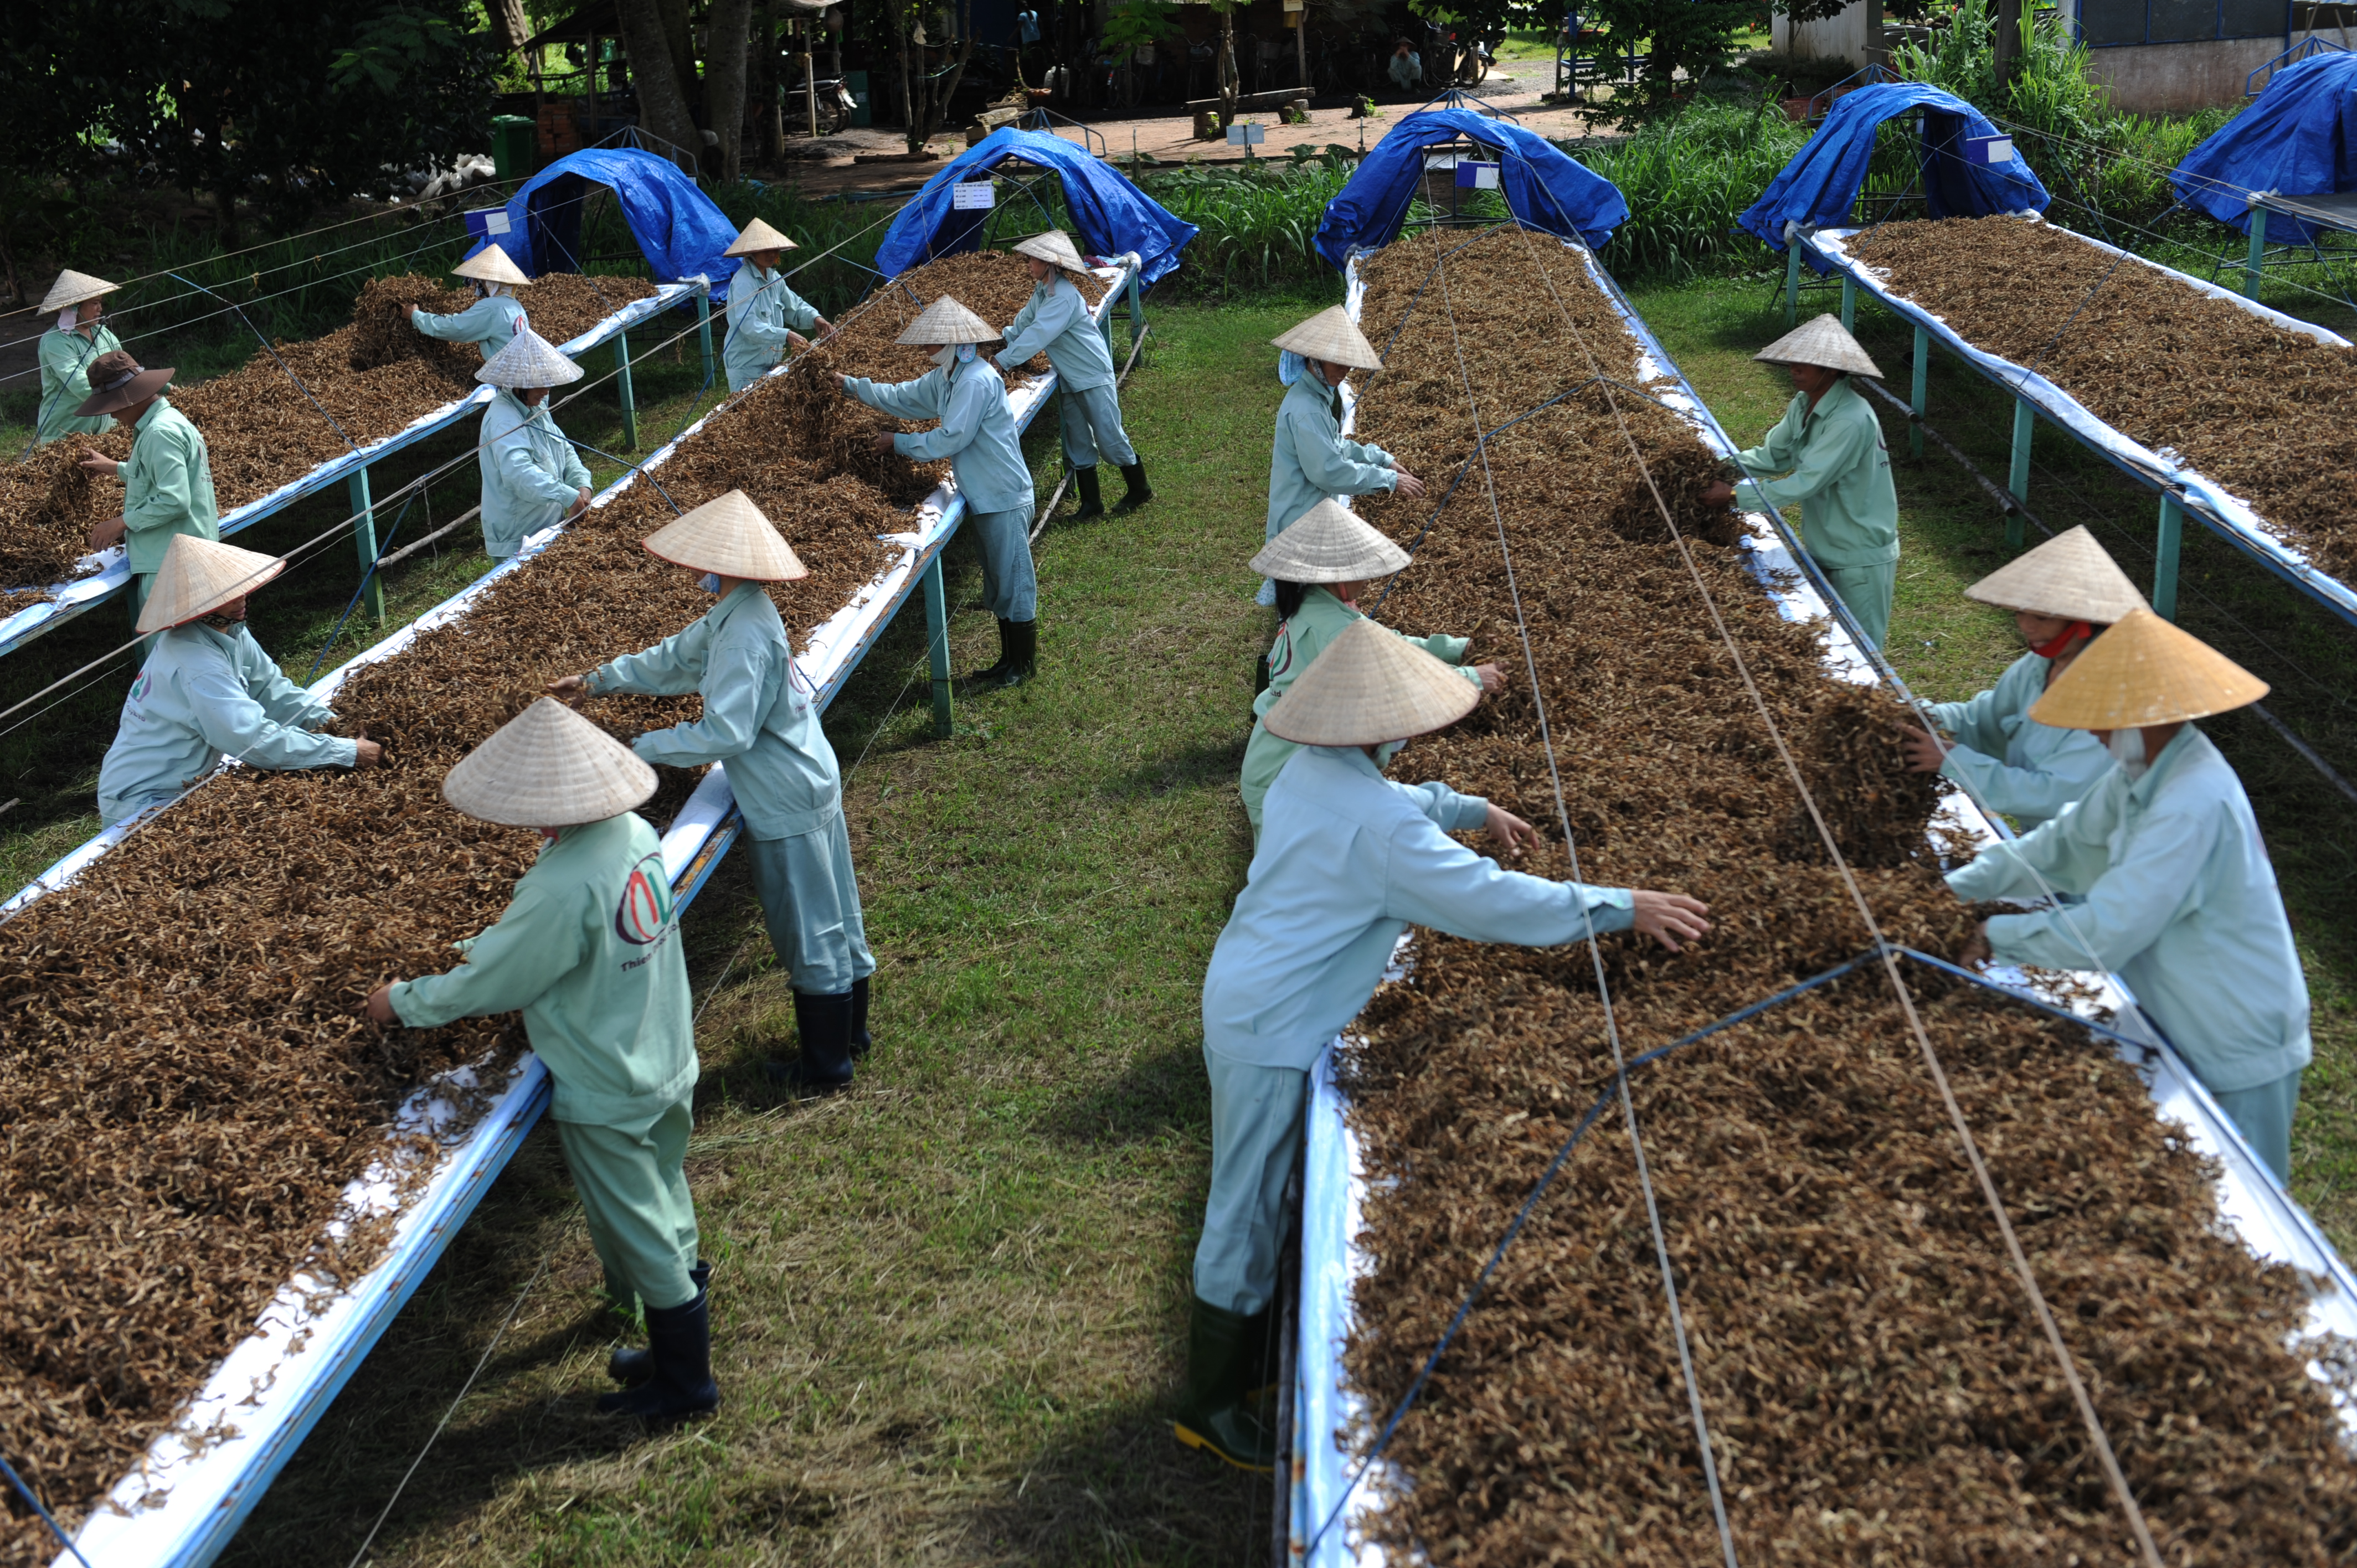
[2030,621,2092,659]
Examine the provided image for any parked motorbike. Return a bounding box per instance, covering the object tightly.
[783,75,857,135]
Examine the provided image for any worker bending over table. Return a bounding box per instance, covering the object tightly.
[550,490,876,1094]
[1262,305,1425,612]
[723,217,835,392]
[366,699,716,1423]
[37,269,123,443]
[1704,314,1900,650]
[995,229,1150,519]
[836,295,1039,689]
[476,326,593,559]
[1899,525,2138,829]
[1186,621,1711,1471]
[1949,609,2309,1184]
[75,350,219,632]
[96,536,381,824]
[407,244,534,360]
[1240,499,1500,837]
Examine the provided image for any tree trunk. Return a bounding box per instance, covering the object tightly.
[927,0,978,143]
[617,0,704,171]
[707,0,752,182]
[656,0,701,118]
[1993,0,2020,86]
[488,0,532,56]
[757,1,785,166]
[1218,7,1238,123]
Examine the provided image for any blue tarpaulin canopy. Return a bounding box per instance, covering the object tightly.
[472,148,743,296]
[1738,84,2048,271]
[1311,107,1628,267]
[2173,53,2357,244]
[875,127,1198,286]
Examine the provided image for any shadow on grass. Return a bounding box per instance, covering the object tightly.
[1029,1037,1212,1152]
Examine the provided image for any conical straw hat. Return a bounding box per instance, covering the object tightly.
[1265,616,1480,746]
[896,294,997,345]
[1250,499,1412,582]
[1013,229,1091,274]
[1964,525,2147,623]
[453,245,533,286]
[643,489,810,581]
[476,325,584,389]
[441,697,657,827]
[1754,313,1881,378]
[723,216,799,257]
[2027,607,2268,730]
[136,535,286,632]
[41,269,120,313]
[1272,305,1383,372]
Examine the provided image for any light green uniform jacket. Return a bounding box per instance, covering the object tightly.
[121,398,221,576]
[1929,651,2112,829]
[724,262,821,391]
[478,389,590,558]
[413,294,529,360]
[996,275,1115,391]
[38,325,122,442]
[1265,377,1394,543]
[1732,376,1899,569]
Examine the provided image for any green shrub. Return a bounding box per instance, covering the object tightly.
[1582,98,1810,280]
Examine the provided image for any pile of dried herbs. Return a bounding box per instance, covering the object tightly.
[1333,226,2357,1564]
[1850,216,2357,580]
[0,250,1051,1564]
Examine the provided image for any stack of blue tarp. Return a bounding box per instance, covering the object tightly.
[2174,51,2357,242]
[475,147,745,298]
[1312,106,1629,267]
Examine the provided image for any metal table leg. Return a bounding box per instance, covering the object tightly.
[348,467,385,625]
[2243,204,2268,301]
[1784,243,1801,327]
[615,329,637,451]
[1840,274,1856,334]
[2155,493,2183,620]
[2006,398,2034,551]
[922,551,953,739]
[696,287,714,386]
[1909,324,1928,460]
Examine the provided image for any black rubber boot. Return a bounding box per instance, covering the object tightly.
[1171,1297,1278,1472]
[966,618,1036,691]
[957,618,1017,694]
[1070,465,1105,519]
[595,1285,719,1420]
[1112,461,1152,514]
[609,1260,710,1386]
[850,975,873,1059]
[767,989,855,1095]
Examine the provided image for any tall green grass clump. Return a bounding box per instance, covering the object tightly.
[1584,99,1810,280]
[1140,160,1351,292]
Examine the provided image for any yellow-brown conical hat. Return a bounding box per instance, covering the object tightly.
[1012,229,1091,274]
[1249,499,1411,583]
[1265,616,1480,746]
[1272,305,1383,372]
[41,269,120,313]
[723,216,799,257]
[441,697,657,828]
[2028,607,2268,730]
[475,325,584,389]
[1754,313,1881,378]
[896,295,997,345]
[452,245,533,286]
[136,535,287,633]
[1963,525,2147,624]
[643,489,809,581]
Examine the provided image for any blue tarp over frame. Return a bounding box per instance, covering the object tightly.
[875,127,1198,286]
[472,148,743,296]
[1312,107,1628,267]
[2173,53,2357,244]
[1739,83,2048,271]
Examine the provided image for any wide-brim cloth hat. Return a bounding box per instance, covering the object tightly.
[442,697,657,828]
[2028,607,2268,730]
[644,489,810,581]
[74,349,172,417]
[1272,305,1383,372]
[453,245,533,287]
[897,294,997,346]
[1013,229,1092,275]
[723,216,799,257]
[1250,499,1412,583]
[1964,524,2147,625]
[136,535,286,633]
[42,269,119,314]
[476,325,584,389]
[1754,313,1881,378]
[1265,616,1481,746]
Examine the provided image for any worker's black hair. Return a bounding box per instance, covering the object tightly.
[1274,579,1311,619]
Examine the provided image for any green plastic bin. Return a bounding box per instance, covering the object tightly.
[491,115,538,182]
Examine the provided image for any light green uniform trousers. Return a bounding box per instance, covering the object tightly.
[746,809,876,996]
[1819,559,1895,652]
[556,1093,699,1313]
[2212,1067,2302,1187]
[1192,1046,1308,1318]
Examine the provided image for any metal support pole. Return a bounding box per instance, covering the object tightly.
[922,549,953,737]
[1840,273,1856,333]
[1909,323,1928,460]
[696,285,714,386]
[614,328,638,450]
[348,467,385,625]
[1127,266,1145,363]
[2154,493,2183,620]
[2006,396,2032,550]
[2243,204,2268,300]
[1784,243,1802,327]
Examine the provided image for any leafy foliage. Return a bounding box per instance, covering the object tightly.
[1582,98,1811,278]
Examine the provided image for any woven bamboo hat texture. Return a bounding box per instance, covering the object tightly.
[442,697,657,827]
[452,245,533,286]
[136,535,286,632]
[1272,305,1383,372]
[74,349,172,416]
[1964,525,2147,624]
[1754,314,1881,378]
[42,269,119,313]
[1013,229,1091,274]
[2029,607,2268,730]
[1265,617,1480,746]
[723,217,799,257]
[1250,499,1411,583]
[896,295,997,345]
[644,489,809,581]
[476,326,584,389]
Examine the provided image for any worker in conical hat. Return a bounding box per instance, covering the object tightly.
[475,326,594,559]
[1238,499,1503,838]
[1262,305,1426,613]
[37,269,124,443]
[1185,620,1711,1471]
[366,698,714,1422]
[408,244,534,360]
[722,216,835,391]
[835,294,1040,688]
[1900,525,2140,828]
[548,491,877,1093]
[75,350,219,632]
[1948,610,2308,1183]
[95,536,382,824]
[1703,313,1901,650]
[994,229,1152,520]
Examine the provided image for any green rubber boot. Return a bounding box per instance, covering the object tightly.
[1171,1297,1278,1472]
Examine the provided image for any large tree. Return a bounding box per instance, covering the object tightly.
[616,0,706,172]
